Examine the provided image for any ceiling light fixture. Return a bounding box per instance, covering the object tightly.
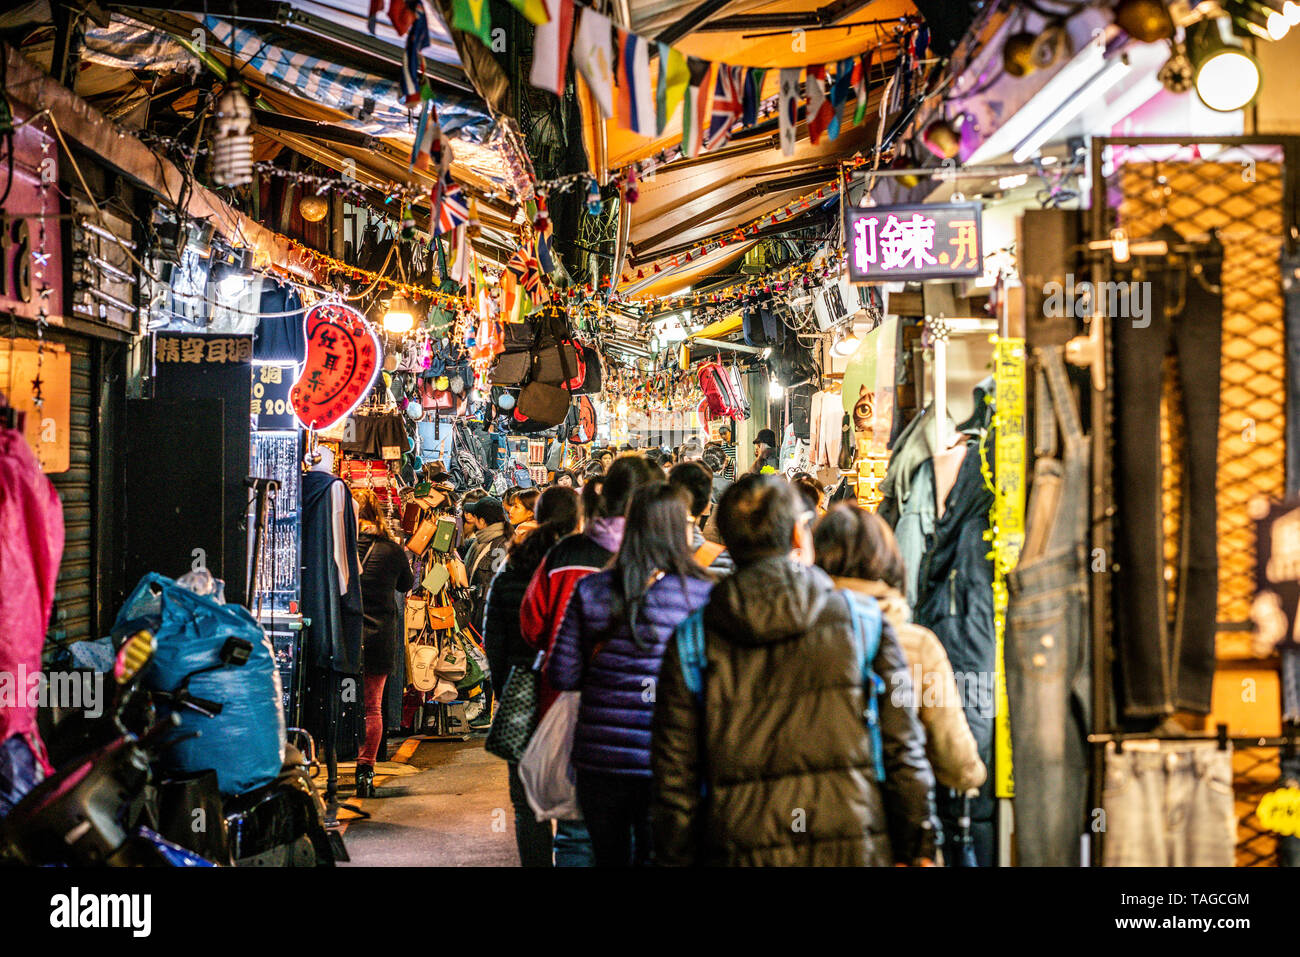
[1188,17,1262,112]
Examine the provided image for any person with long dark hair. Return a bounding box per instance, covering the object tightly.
[547,481,715,866]
[350,488,414,798]
[483,486,580,866]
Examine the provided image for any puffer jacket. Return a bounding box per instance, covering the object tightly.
[835,577,986,792]
[651,556,936,866]
[547,570,713,777]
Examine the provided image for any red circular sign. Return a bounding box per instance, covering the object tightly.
[291,301,382,430]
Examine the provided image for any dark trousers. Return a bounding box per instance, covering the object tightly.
[574,768,652,867]
[1112,241,1223,716]
[507,761,554,867]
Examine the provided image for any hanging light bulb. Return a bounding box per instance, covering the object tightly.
[211,87,254,187]
[1189,17,1261,112]
[832,323,862,358]
[384,295,414,334]
[1110,227,1131,264]
[1287,0,1300,25]
[768,377,784,399]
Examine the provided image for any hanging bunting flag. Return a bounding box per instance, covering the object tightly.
[400,8,431,103]
[706,64,745,151]
[742,68,766,127]
[681,57,714,157]
[410,99,441,171]
[537,230,557,274]
[388,0,415,35]
[853,50,872,126]
[827,58,853,141]
[615,28,655,134]
[431,172,469,236]
[806,65,833,145]
[507,247,544,300]
[573,6,615,119]
[450,224,470,285]
[505,0,549,26]
[530,0,574,95]
[778,67,800,157]
[452,0,493,45]
[656,42,688,135]
[368,0,383,34]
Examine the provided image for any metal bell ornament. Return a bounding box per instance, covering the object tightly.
[211,87,254,187]
[921,115,961,159]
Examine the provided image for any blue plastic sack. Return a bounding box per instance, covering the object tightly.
[113,573,285,796]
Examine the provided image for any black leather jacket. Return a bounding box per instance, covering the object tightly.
[652,556,937,866]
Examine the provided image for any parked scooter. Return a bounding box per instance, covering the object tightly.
[2,619,344,866]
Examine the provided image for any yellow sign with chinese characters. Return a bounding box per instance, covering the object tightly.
[992,337,1026,799]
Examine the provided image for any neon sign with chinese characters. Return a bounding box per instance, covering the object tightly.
[290,302,382,431]
[846,202,983,283]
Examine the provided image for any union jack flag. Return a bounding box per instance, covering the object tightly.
[706,64,744,152]
[507,247,543,297]
[431,173,468,236]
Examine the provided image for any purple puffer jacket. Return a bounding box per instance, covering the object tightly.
[547,569,713,777]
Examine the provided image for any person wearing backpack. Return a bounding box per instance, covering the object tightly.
[651,474,937,866]
[813,505,987,795]
[546,482,714,866]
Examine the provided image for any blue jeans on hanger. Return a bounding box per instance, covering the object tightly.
[1005,347,1092,866]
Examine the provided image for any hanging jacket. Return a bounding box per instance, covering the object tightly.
[301,470,364,674]
[0,429,63,758]
[834,576,986,792]
[893,458,937,609]
[520,517,625,715]
[913,430,997,864]
[547,570,713,777]
[651,556,935,866]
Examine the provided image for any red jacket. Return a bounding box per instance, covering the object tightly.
[519,518,624,715]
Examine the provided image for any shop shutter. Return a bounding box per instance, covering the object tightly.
[45,335,95,649]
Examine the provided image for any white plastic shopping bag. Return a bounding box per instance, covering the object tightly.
[517,691,581,821]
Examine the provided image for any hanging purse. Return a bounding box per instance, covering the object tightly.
[430,516,457,553]
[405,596,429,635]
[447,556,469,589]
[427,604,457,631]
[422,561,451,594]
[407,639,440,692]
[434,634,468,681]
[407,516,438,555]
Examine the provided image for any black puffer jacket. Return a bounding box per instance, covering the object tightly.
[651,556,935,866]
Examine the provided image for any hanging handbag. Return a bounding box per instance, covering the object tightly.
[435,634,468,680]
[447,555,469,589]
[516,321,575,427]
[455,633,487,691]
[407,517,438,555]
[427,604,457,631]
[430,516,457,553]
[407,639,440,692]
[485,662,541,762]
[422,561,451,594]
[404,596,429,636]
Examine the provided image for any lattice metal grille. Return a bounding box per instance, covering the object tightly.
[1109,148,1286,633]
[1234,746,1281,867]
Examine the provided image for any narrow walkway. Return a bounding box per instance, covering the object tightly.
[338,736,521,866]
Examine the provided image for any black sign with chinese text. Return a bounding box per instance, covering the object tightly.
[156,334,254,365]
[845,202,983,283]
[251,363,296,431]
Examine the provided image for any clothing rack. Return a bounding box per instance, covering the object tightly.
[1088,722,1300,754]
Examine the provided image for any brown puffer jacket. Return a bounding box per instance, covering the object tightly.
[834,577,988,793]
[651,556,936,866]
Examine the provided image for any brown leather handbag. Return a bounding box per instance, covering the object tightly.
[427,604,456,631]
[407,517,437,555]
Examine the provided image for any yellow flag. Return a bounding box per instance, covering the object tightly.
[657,43,688,135]
[507,0,549,26]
